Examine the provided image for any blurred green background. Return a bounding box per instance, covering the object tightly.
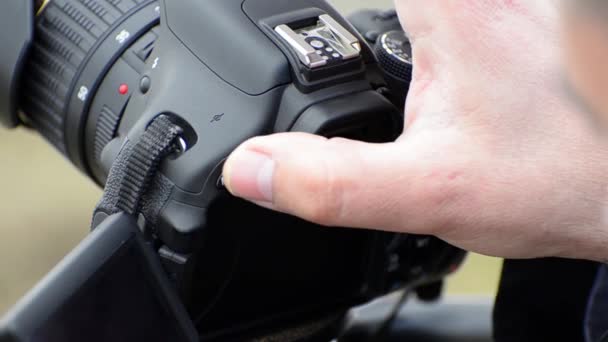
[0,0,503,315]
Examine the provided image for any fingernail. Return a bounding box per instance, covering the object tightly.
[223,150,275,202]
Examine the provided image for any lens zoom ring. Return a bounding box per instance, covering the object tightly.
[20,0,143,154]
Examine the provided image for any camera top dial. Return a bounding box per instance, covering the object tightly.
[374,30,413,83]
[373,30,413,106]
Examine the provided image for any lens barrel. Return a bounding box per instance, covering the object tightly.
[20,0,158,172]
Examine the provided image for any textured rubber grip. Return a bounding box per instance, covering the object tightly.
[20,0,149,154]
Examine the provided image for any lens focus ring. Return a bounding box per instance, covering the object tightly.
[20,0,156,161]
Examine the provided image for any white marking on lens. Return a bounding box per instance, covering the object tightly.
[77,86,89,102]
[115,30,131,45]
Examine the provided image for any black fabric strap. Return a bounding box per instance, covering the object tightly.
[93,115,183,227]
[115,116,183,215]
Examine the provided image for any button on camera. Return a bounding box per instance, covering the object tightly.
[139,75,151,94]
[309,40,325,49]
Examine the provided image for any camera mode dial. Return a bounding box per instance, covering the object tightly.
[373,30,413,106]
[373,30,413,83]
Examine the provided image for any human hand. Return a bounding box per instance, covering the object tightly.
[223,0,608,262]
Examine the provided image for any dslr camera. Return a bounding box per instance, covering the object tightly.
[0,1,464,341]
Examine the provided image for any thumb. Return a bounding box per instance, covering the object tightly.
[222,132,464,232]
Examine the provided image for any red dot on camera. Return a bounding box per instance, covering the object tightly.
[118,84,129,95]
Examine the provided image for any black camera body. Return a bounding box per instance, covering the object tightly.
[0,1,465,340]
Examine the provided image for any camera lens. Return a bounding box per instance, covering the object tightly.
[19,0,159,174]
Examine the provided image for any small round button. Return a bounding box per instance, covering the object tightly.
[139,76,151,94]
[310,40,324,49]
[364,31,380,42]
[377,9,397,20]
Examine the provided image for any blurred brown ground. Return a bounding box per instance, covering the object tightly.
[0,0,501,315]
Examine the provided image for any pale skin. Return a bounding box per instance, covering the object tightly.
[223,0,608,263]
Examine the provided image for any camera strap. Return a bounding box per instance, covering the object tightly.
[92,115,183,228]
